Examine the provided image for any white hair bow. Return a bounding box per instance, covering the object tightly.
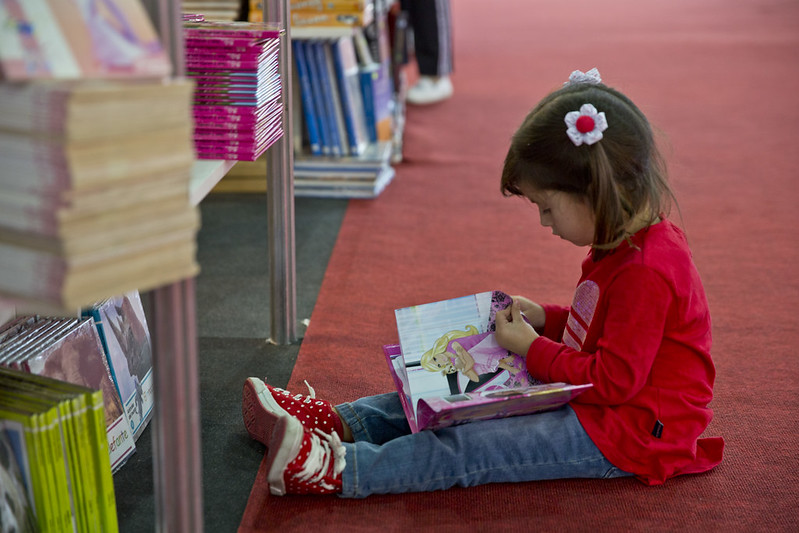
[565,68,602,86]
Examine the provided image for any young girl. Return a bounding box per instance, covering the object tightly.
[241,68,724,497]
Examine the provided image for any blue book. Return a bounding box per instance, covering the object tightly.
[322,41,350,158]
[359,64,378,142]
[302,40,333,155]
[292,40,322,156]
[310,40,344,157]
[331,36,369,156]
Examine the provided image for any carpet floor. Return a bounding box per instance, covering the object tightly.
[239,0,799,531]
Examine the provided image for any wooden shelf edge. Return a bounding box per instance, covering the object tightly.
[190,160,238,206]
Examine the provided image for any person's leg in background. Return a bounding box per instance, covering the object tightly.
[402,0,454,105]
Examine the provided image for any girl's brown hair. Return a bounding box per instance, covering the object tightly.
[501,81,675,258]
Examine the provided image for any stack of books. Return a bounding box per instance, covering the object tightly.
[294,140,395,197]
[184,21,284,161]
[0,315,138,474]
[292,33,396,198]
[1,363,123,532]
[0,79,200,312]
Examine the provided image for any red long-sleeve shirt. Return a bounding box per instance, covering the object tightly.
[527,219,724,485]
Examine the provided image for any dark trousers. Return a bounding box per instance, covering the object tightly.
[401,0,453,77]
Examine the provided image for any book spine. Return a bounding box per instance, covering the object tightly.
[85,389,118,532]
[331,39,359,155]
[292,40,323,155]
[372,60,394,141]
[331,37,369,156]
[37,411,60,533]
[290,0,369,10]
[359,66,378,142]
[301,40,333,155]
[186,58,265,70]
[42,407,73,533]
[311,41,344,157]
[323,41,351,157]
[58,401,88,532]
[184,41,256,53]
[193,105,266,117]
[184,36,264,47]
[72,395,101,531]
[184,28,281,40]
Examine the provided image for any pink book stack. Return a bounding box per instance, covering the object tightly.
[183,20,284,161]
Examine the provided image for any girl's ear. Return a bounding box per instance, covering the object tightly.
[441,370,448,377]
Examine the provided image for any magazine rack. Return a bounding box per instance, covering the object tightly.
[143,1,296,531]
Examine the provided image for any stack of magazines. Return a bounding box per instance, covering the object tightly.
[0,1,200,312]
[0,79,200,311]
[184,20,284,161]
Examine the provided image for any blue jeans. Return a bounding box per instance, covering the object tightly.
[335,393,631,498]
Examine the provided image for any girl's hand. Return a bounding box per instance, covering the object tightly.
[451,343,479,382]
[495,299,539,356]
[511,295,546,329]
[451,342,475,371]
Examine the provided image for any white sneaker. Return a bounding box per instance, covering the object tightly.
[406,75,453,105]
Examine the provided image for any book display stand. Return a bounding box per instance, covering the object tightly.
[143,2,298,531]
[0,0,297,530]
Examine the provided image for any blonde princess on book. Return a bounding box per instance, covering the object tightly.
[419,327,531,389]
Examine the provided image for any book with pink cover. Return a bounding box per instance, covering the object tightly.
[0,0,171,80]
[386,290,592,433]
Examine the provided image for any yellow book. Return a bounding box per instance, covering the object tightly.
[0,393,67,532]
[0,367,118,532]
[0,419,38,532]
[290,0,370,11]
[291,5,374,28]
[0,403,52,532]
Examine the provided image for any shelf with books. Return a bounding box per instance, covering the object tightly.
[0,1,297,532]
[251,0,377,38]
[288,1,407,198]
[147,1,298,532]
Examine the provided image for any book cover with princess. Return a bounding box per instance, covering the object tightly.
[0,0,171,80]
[386,290,592,433]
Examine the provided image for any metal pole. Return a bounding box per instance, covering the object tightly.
[264,0,298,344]
[141,1,204,531]
[151,280,203,533]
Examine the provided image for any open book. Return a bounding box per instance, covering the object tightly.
[384,290,592,433]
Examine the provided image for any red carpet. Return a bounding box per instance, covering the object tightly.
[240,1,799,530]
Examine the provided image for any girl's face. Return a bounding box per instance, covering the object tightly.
[431,352,452,372]
[518,183,595,247]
